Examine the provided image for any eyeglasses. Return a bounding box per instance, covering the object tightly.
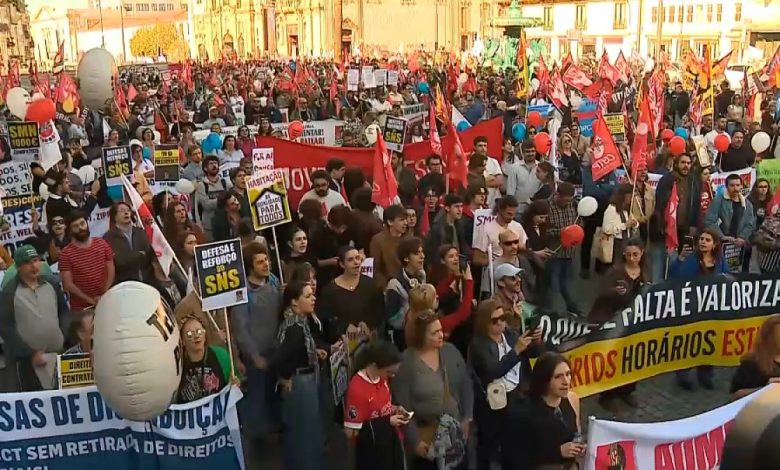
[51,218,65,226]
[502,239,520,246]
[184,328,206,341]
[490,315,508,324]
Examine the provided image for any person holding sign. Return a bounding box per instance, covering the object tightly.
[704,173,756,268]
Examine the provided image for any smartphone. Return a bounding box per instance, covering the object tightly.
[404,411,415,420]
[458,254,469,272]
[526,315,542,333]
[682,236,695,252]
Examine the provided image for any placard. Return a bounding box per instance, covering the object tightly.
[361,66,376,88]
[384,116,407,152]
[722,241,743,273]
[58,353,94,389]
[330,339,348,405]
[360,257,374,278]
[374,69,387,87]
[8,121,40,160]
[194,238,248,311]
[102,146,133,186]
[252,147,274,174]
[387,70,399,87]
[347,69,360,91]
[692,134,712,169]
[0,160,33,197]
[603,113,626,142]
[247,169,292,231]
[153,144,180,182]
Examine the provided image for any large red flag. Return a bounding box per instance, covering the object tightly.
[548,68,569,110]
[665,183,679,251]
[562,63,593,91]
[8,61,21,88]
[630,116,650,181]
[615,52,630,83]
[536,55,549,94]
[443,119,468,189]
[371,132,399,208]
[127,83,138,102]
[598,52,622,87]
[429,104,442,156]
[590,114,623,181]
[768,45,780,88]
[766,186,780,217]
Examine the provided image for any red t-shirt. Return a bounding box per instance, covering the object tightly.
[344,371,394,430]
[59,238,114,311]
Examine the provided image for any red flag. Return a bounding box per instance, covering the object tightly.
[712,51,733,78]
[548,68,569,110]
[766,186,780,217]
[371,132,399,208]
[213,93,224,106]
[419,207,430,237]
[647,69,666,140]
[665,183,679,251]
[590,114,623,181]
[598,52,622,87]
[114,78,128,112]
[429,104,442,156]
[536,55,549,94]
[52,41,64,74]
[127,83,138,102]
[54,73,80,108]
[330,71,341,118]
[443,119,468,189]
[631,108,651,180]
[8,61,20,88]
[615,52,630,83]
[562,63,593,91]
[768,45,780,88]
[561,52,573,73]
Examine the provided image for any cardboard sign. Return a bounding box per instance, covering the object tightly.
[722,242,743,273]
[603,113,626,142]
[0,160,33,197]
[247,169,292,231]
[194,238,248,311]
[330,340,348,405]
[374,69,387,87]
[361,66,376,88]
[360,257,374,278]
[153,144,180,182]
[57,353,94,389]
[8,121,39,160]
[102,146,133,186]
[384,116,407,152]
[252,147,274,174]
[347,69,360,91]
[387,70,399,87]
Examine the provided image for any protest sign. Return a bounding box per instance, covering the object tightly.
[360,257,374,278]
[195,239,248,311]
[153,144,180,182]
[387,70,399,86]
[330,340,349,405]
[471,208,496,248]
[758,158,780,192]
[347,69,360,91]
[374,69,387,86]
[692,134,712,168]
[384,116,407,152]
[102,146,133,186]
[710,167,755,196]
[58,353,94,389]
[8,121,40,160]
[538,274,780,398]
[247,170,292,231]
[0,385,245,469]
[584,387,766,470]
[0,160,33,196]
[361,66,376,88]
[603,113,626,142]
[722,242,743,273]
[252,147,274,174]
[193,121,346,147]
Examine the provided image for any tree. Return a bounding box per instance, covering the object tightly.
[129,24,189,62]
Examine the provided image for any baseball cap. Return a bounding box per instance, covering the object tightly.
[13,245,40,266]
[494,263,522,280]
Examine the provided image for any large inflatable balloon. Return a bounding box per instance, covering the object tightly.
[577,196,598,217]
[6,87,31,119]
[752,131,771,154]
[77,48,118,110]
[26,98,57,124]
[93,282,181,421]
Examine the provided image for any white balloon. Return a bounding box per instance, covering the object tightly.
[365,123,381,145]
[77,48,118,110]
[175,179,196,195]
[577,196,599,217]
[93,282,181,421]
[77,165,96,185]
[752,131,771,153]
[6,87,31,119]
[531,78,540,92]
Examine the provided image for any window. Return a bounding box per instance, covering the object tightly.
[707,4,713,22]
[716,3,722,21]
[152,4,158,10]
[560,39,569,57]
[668,5,674,22]
[543,6,553,30]
[677,5,683,22]
[236,0,242,7]
[459,6,468,29]
[686,5,692,22]
[613,2,627,29]
[651,6,657,22]
[575,4,586,29]
[695,4,703,22]
[735,3,742,21]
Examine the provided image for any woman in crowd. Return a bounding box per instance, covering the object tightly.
[392,310,473,470]
[409,122,425,143]
[698,167,714,232]
[276,280,326,470]
[531,161,556,201]
[631,166,656,244]
[236,125,256,159]
[163,200,206,247]
[211,192,244,241]
[469,300,540,470]
[319,247,384,343]
[588,238,650,409]
[298,198,326,237]
[257,117,273,136]
[344,340,407,470]
[140,127,156,156]
[557,133,582,185]
[731,314,780,399]
[177,315,230,404]
[218,135,245,165]
[282,227,317,281]
[749,178,773,230]
[521,199,553,299]
[29,207,69,264]
[405,206,420,237]
[601,183,638,268]
[670,228,728,391]
[171,230,199,294]
[506,352,583,469]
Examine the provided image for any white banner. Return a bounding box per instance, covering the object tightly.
[193,120,346,146]
[584,386,769,470]
[471,208,496,249]
[0,160,33,197]
[616,167,755,195]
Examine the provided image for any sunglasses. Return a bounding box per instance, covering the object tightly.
[491,315,508,324]
[51,218,65,226]
[184,328,206,341]
[502,239,520,246]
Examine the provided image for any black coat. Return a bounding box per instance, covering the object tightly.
[354,416,405,470]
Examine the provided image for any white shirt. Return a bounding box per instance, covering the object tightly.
[134,157,155,175]
[484,156,503,209]
[498,335,521,392]
[475,219,527,260]
[299,189,347,216]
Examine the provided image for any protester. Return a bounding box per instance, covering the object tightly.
[163,200,207,246]
[103,201,154,283]
[730,314,780,399]
[177,315,230,404]
[424,193,469,266]
[309,205,355,290]
[300,169,348,216]
[195,154,231,240]
[385,236,426,347]
[601,183,638,268]
[473,195,527,269]
[704,173,756,255]
[370,204,408,289]
[63,310,94,355]
[282,226,317,281]
[505,140,541,218]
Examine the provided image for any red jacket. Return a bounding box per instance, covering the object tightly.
[435,274,474,335]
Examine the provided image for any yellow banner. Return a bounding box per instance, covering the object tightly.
[58,353,95,389]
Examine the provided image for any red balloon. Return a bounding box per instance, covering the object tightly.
[669,136,686,156]
[527,111,543,128]
[288,120,304,140]
[714,134,730,153]
[660,128,675,142]
[561,224,585,248]
[533,132,551,155]
[25,98,56,124]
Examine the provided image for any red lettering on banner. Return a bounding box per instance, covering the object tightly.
[722,327,759,357]
[654,421,732,469]
[569,350,618,386]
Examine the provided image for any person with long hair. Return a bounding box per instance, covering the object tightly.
[103,201,153,284]
[282,226,317,282]
[531,161,556,201]
[236,125,256,159]
[601,183,638,269]
[521,199,554,300]
[749,178,773,230]
[218,135,244,165]
[28,207,69,264]
[391,310,473,470]
[731,314,780,399]
[504,352,584,469]
[176,316,230,404]
[344,341,407,470]
[469,300,540,470]
[211,192,243,241]
[557,133,582,185]
[588,238,650,409]
[670,228,728,390]
[163,200,206,247]
[276,280,327,470]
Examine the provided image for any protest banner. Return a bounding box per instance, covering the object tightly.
[0,160,34,196]
[252,147,274,174]
[8,121,40,160]
[722,242,743,273]
[193,121,345,146]
[603,113,626,142]
[153,144,180,182]
[102,146,133,186]
[361,65,376,88]
[347,69,360,91]
[574,98,599,136]
[584,387,768,469]
[360,257,374,278]
[384,116,407,152]
[374,68,387,86]
[615,167,755,196]
[330,340,349,405]
[387,70,399,86]
[758,158,780,192]
[538,273,780,398]
[471,208,496,248]
[247,170,292,231]
[0,385,245,469]
[58,353,94,389]
[194,239,248,311]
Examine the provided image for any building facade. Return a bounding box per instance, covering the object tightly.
[0,0,35,67]
[188,0,269,60]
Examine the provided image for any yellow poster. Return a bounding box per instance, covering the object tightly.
[58,353,94,389]
[247,170,292,231]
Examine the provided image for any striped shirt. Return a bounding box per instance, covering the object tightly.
[59,238,114,311]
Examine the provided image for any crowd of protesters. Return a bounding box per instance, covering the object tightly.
[2,51,780,470]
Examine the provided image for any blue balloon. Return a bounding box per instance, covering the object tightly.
[418,82,430,94]
[142,147,151,160]
[581,126,593,138]
[675,127,689,140]
[456,121,470,132]
[512,123,527,141]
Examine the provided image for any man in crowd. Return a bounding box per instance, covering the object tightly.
[425,193,469,265]
[385,237,426,347]
[491,263,525,333]
[103,201,154,284]
[705,173,756,251]
[418,154,446,200]
[195,154,231,240]
[505,140,540,219]
[0,245,69,391]
[59,210,116,311]
[720,129,755,172]
[472,136,505,208]
[299,169,348,216]
[545,183,582,315]
[705,116,729,160]
[370,204,408,289]
[63,311,94,355]
[181,146,205,182]
[326,158,347,198]
[473,195,527,268]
